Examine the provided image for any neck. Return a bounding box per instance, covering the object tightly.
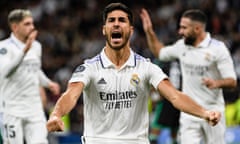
[13,33,27,43]
[194,31,207,47]
[104,45,130,69]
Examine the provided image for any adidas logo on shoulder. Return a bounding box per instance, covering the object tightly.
[97,78,107,84]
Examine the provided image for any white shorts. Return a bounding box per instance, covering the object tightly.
[178,112,226,144]
[82,136,150,144]
[3,113,48,144]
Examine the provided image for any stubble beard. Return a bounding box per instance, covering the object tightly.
[106,33,130,51]
[184,35,196,46]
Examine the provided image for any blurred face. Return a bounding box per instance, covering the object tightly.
[102,10,133,50]
[12,16,35,42]
[178,17,197,45]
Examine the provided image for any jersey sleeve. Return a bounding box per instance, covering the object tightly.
[0,44,25,78]
[159,40,182,61]
[216,43,237,79]
[39,70,51,87]
[148,62,168,89]
[69,64,91,87]
[35,41,42,66]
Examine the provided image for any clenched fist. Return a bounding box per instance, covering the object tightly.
[46,116,65,132]
[204,110,221,126]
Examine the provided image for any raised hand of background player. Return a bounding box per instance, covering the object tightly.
[46,115,65,132]
[140,8,153,33]
[204,110,221,126]
[48,81,61,96]
[24,30,38,53]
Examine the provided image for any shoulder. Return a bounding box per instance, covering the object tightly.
[135,53,150,63]
[164,39,185,50]
[209,38,226,48]
[72,55,101,74]
[32,40,42,49]
[170,39,185,46]
[0,38,14,54]
[134,53,159,71]
[84,54,101,65]
[79,54,102,70]
[0,38,13,46]
[208,38,230,55]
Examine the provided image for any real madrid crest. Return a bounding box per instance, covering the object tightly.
[130,73,140,86]
[204,52,211,61]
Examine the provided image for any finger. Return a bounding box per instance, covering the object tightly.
[29,30,38,40]
[51,85,60,96]
[47,120,64,132]
[140,9,145,20]
[59,121,65,131]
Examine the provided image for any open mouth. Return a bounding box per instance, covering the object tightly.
[111,32,122,43]
[112,32,122,39]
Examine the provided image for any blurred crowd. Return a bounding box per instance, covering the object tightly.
[1,0,240,135]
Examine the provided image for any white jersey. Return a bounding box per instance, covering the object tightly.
[69,48,168,144]
[0,34,48,118]
[159,33,237,114]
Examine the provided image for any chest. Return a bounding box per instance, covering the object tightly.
[178,47,218,77]
[179,48,217,66]
[9,47,41,74]
[91,68,145,93]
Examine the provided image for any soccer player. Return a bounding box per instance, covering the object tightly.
[140,8,237,144]
[0,9,60,144]
[47,3,221,144]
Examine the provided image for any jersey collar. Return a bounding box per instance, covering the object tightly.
[100,47,136,69]
[10,33,25,50]
[197,32,211,48]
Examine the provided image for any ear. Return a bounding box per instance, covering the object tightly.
[102,25,106,36]
[130,26,134,36]
[194,22,203,33]
[10,23,17,32]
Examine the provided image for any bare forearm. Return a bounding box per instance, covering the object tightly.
[145,28,164,58]
[159,80,207,119]
[216,78,237,88]
[47,82,83,132]
[50,93,77,118]
[158,80,221,126]
[172,91,207,119]
[203,77,237,89]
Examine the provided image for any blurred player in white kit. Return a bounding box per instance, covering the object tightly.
[0,9,60,144]
[140,8,237,144]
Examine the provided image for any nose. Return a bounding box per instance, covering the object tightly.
[178,28,184,36]
[31,24,35,30]
[113,19,120,26]
[113,22,120,29]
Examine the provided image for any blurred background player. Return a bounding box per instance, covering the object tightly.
[0,9,60,144]
[140,8,237,144]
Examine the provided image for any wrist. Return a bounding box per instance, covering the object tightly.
[50,111,61,119]
[201,109,210,121]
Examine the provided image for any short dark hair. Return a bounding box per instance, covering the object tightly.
[182,9,207,24]
[103,2,133,25]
